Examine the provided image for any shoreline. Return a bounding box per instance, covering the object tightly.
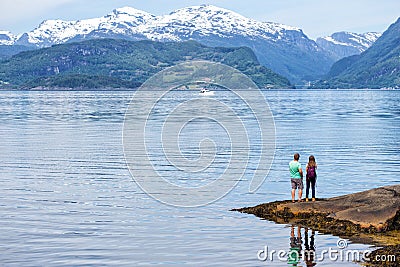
[233,185,400,266]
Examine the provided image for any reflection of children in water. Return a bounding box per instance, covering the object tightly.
[288,225,302,266]
[289,226,317,266]
[304,227,317,266]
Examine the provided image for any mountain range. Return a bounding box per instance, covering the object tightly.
[0,5,379,84]
[2,5,398,89]
[0,39,292,89]
[312,17,400,89]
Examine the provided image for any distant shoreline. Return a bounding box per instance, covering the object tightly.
[0,87,398,92]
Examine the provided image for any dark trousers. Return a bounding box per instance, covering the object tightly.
[306,177,316,198]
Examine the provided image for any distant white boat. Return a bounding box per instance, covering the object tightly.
[199,88,215,96]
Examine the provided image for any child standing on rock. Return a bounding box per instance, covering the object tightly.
[305,155,317,202]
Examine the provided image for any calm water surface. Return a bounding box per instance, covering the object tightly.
[0,90,399,266]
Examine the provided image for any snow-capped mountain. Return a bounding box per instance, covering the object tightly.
[141,5,302,41]
[4,5,335,82]
[13,5,305,46]
[316,32,381,60]
[16,7,156,47]
[0,31,17,45]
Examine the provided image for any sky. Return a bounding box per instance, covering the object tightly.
[1,0,399,39]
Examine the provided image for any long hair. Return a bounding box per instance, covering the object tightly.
[308,155,316,168]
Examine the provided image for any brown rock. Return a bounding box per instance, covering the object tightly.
[233,185,400,266]
[276,185,400,230]
[233,185,400,244]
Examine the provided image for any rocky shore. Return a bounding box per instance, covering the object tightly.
[233,185,400,266]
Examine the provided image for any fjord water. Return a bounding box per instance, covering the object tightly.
[0,90,399,266]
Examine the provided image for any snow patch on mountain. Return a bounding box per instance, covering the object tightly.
[0,31,17,45]
[17,7,156,47]
[141,5,302,41]
[316,31,381,60]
